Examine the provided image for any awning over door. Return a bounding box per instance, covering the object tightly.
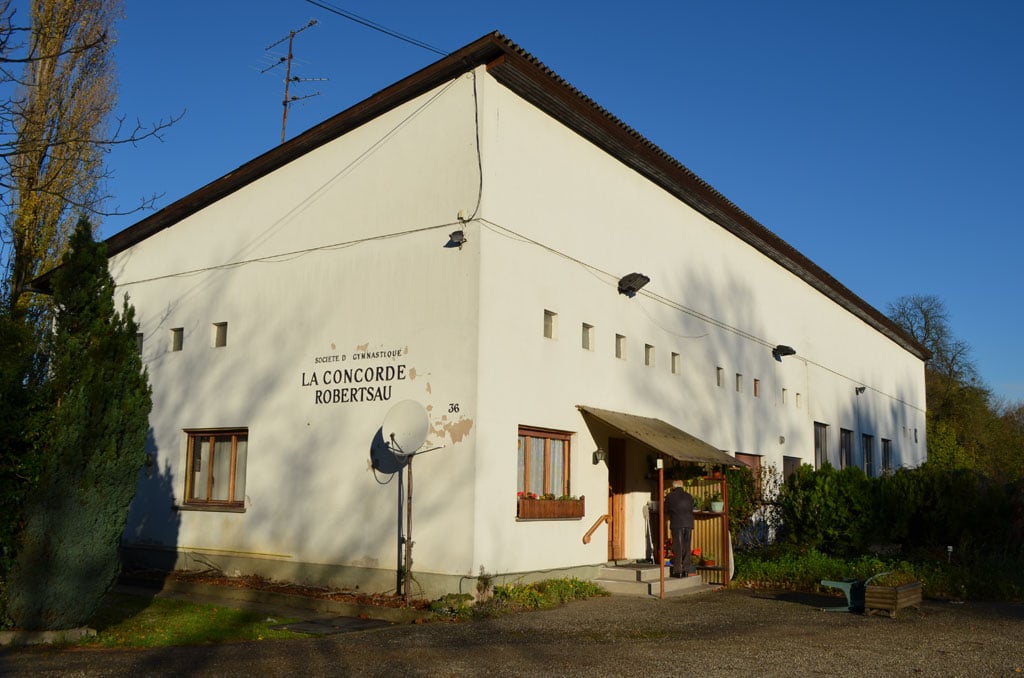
[577,405,738,466]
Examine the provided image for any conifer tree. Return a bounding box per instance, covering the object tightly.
[5,218,151,630]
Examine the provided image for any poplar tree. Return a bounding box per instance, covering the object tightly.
[5,218,151,630]
[1,0,176,327]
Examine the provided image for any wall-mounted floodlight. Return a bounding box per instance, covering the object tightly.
[592,448,608,465]
[446,230,467,249]
[617,272,650,298]
[772,344,796,360]
[855,386,866,395]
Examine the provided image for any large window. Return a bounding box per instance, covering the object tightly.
[882,438,893,475]
[814,422,829,469]
[517,426,571,497]
[185,429,248,509]
[864,436,880,477]
[783,455,802,481]
[862,433,875,478]
[839,428,853,469]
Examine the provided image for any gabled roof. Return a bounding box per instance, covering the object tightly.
[103,31,927,361]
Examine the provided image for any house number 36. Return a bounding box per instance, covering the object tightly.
[448,403,460,413]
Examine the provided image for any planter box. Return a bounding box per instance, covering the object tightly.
[517,497,585,520]
[864,581,922,618]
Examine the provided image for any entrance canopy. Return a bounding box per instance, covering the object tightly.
[576,405,738,466]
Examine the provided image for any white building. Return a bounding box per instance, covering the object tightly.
[113,33,927,596]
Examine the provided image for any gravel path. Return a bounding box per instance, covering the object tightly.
[2,588,1022,676]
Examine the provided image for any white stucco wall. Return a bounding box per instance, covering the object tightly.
[120,73,487,588]
[470,68,926,568]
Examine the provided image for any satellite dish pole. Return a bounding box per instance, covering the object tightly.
[380,400,441,605]
[262,19,324,143]
[404,454,414,606]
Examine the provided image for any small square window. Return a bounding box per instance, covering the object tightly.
[213,322,228,348]
[736,373,743,392]
[543,310,557,339]
[753,378,760,397]
[671,352,680,375]
[796,392,802,409]
[615,334,626,360]
[782,388,788,404]
[644,344,655,367]
[135,333,144,354]
[581,323,594,351]
[170,327,184,352]
[716,367,724,387]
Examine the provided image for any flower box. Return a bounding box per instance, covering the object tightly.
[517,496,585,520]
[864,581,922,618]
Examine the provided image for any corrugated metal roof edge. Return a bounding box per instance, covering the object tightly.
[97,31,928,361]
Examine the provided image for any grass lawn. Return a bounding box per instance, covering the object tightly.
[74,593,309,648]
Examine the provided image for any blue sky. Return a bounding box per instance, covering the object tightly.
[99,1,1023,402]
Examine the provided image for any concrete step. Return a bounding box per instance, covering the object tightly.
[596,564,664,582]
[594,564,712,597]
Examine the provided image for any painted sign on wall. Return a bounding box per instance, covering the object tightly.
[301,346,408,404]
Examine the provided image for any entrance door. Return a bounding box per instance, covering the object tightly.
[607,438,627,561]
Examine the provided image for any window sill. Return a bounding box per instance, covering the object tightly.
[174,503,246,513]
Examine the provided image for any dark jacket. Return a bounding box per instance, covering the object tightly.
[664,487,694,529]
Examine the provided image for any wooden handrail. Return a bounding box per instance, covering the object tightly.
[582,514,609,544]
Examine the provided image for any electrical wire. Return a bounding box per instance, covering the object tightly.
[115,220,459,288]
[476,217,924,413]
[304,0,448,56]
[478,218,766,347]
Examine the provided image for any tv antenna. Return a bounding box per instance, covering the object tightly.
[262,19,327,143]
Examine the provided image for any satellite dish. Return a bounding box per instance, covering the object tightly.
[382,400,429,457]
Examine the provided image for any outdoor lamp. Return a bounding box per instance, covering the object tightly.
[772,344,796,360]
[446,230,467,249]
[618,272,650,298]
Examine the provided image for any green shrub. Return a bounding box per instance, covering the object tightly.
[734,546,1024,601]
[5,220,152,630]
[431,578,607,621]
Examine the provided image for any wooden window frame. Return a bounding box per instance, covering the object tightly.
[183,428,247,511]
[517,426,572,498]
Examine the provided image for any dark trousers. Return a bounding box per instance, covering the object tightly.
[671,526,693,576]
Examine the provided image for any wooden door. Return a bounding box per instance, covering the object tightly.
[607,438,627,561]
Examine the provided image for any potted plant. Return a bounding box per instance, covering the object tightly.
[700,553,716,567]
[864,571,922,618]
[710,492,724,512]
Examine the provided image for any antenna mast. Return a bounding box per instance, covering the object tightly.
[263,19,326,143]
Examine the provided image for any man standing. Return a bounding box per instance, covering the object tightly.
[664,479,695,577]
